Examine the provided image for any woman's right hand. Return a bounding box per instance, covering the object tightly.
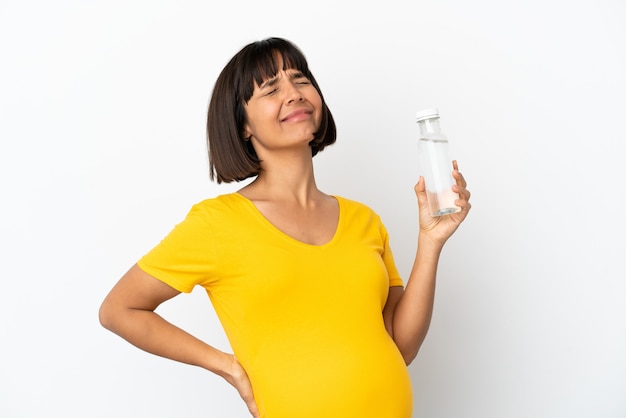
[223,355,259,418]
[99,266,260,416]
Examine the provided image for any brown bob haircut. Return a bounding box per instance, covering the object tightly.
[206,37,337,183]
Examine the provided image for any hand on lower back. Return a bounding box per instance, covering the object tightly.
[224,355,259,418]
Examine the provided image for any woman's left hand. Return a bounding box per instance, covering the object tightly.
[414,160,471,246]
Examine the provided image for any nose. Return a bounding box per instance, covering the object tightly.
[284,81,304,104]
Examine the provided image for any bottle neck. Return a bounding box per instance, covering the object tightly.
[417,117,442,136]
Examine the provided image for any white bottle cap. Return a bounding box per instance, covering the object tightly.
[415,108,440,122]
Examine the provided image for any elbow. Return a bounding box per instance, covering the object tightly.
[395,326,430,366]
[98,298,117,332]
[393,337,419,365]
[395,335,425,366]
[402,348,418,366]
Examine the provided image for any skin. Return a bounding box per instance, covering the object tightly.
[99,59,471,418]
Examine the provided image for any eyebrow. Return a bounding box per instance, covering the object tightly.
[259,76,279,90]
[259,70,307,90]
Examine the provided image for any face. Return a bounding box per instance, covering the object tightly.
[243,63,323,156]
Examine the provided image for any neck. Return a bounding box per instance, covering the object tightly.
[239,149,323,205]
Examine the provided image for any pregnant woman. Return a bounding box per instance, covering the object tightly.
[99,36,471,418]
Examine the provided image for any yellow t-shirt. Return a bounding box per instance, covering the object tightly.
[138,193,412,418]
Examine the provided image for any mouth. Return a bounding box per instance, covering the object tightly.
[281,108,312,122]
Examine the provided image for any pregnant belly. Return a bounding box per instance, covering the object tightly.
[249,333,413,418]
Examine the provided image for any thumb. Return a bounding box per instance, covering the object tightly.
[414,176,428,207]
[237,381,259,417]
[244,396,260,418]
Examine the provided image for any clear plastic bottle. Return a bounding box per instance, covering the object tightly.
[415,108,461,216]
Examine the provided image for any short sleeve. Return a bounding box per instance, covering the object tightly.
[379,220,404,288]
[137,204,217,293]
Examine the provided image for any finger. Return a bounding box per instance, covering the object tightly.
[228,356,260,417]
[460,199,472,213]
[414,176,429,208]
[247,401,260,418]
[452,161,467,189]
[453,184,471,201]
[240,389,259,417]
[414,176,425,193]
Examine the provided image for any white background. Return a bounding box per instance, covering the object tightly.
[1,1,625,417]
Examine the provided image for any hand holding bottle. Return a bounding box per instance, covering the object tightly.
[414,160,471,246]
[416,108,462,217]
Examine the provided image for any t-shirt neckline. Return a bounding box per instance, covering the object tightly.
[232,192,343,248]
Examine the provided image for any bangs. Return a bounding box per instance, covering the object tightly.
[236,38,312,103]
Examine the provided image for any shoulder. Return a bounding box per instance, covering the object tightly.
[186,193,249,221]
[334,195,382,221]
[192,192,247,210]
[334,195,393,242]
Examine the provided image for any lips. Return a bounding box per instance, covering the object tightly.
[281,108,312,122]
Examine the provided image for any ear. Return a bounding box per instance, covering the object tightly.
[242,125,252,141]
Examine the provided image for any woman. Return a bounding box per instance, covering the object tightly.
[99,37,471,418]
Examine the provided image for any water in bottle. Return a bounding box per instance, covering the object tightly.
[416,108,460,216]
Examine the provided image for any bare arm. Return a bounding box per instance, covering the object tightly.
[384,161,471,365]
[99,264,259,417]
[385,237,441,365]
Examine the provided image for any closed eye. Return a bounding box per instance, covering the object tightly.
[289,70,311,85]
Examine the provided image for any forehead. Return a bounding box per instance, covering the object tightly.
[248,49,307,86]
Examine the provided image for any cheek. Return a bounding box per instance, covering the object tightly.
[315,111,323,129]
[244,103,271,134]
[311,92,324,124]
